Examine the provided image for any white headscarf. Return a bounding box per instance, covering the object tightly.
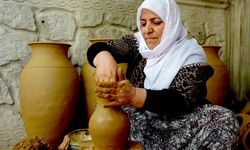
[134,0,206,90]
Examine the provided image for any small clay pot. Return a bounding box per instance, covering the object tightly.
[67,129,93,150]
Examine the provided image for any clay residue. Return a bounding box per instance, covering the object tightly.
[13,136,52,150]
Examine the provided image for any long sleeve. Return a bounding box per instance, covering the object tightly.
[143,89,187,115]
[87,36,137,67]
[87,42,112,67]
[142,64,213,115]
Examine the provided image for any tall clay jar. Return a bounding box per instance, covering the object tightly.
[81,59,97,122]
[202,45,229,105]
[88,98,130,150]
[19,42,80,149]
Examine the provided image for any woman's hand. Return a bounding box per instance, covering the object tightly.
[93,51,118,84]
[95,67,136,107]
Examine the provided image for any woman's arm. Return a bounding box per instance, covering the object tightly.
[95,66,147,108]
[142,64,213,115]
[87,36,134,84]
[87,36,136,67]
[95,75,186,116]
[93,51,118,83]
[142,89,187,115]
[97,64,213,116]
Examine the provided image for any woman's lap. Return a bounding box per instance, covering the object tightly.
[126,104,240,150]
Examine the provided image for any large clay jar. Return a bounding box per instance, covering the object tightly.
[81,61,96,121]
[88,98,130,150]
[81,38,127,121]
[202,45,229,105]
[19,42,80,149]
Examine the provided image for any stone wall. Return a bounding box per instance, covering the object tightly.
[0,0,249,148]
[0,0,142,147]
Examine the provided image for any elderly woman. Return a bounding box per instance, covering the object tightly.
[87,0,240,149]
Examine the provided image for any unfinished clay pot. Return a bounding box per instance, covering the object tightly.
[88,98,130,150]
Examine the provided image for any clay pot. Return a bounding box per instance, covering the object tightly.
[81,38,130,149]
[88,98,130,150]
[81,61,97,122]
[202,45,229,105]
[67,128,93,149]
[19,42,80,149]
[81,38,127,121]
[82,63,130,149]
[89,38,113,44]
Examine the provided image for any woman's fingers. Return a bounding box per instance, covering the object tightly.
[94,68,130,107]
[103,101,121,107]
[95,92,117,103]
[95,79,135,107]
[95,71,117,84]
[95,87,121,107]
[96,81,117,88]
[95,66,125,86]
[95,86,117,93]
[117,67,125,81]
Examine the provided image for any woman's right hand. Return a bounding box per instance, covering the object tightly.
[93,51,118,85]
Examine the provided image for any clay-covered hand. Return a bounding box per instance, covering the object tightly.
[93,51,118,84]
[95,68,136,107]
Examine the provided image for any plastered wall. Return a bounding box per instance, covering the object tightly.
[0,0,249,148]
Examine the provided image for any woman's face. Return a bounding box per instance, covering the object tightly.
[140,9,165,49]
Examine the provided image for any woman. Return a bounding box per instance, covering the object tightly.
[87,0,239,149]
